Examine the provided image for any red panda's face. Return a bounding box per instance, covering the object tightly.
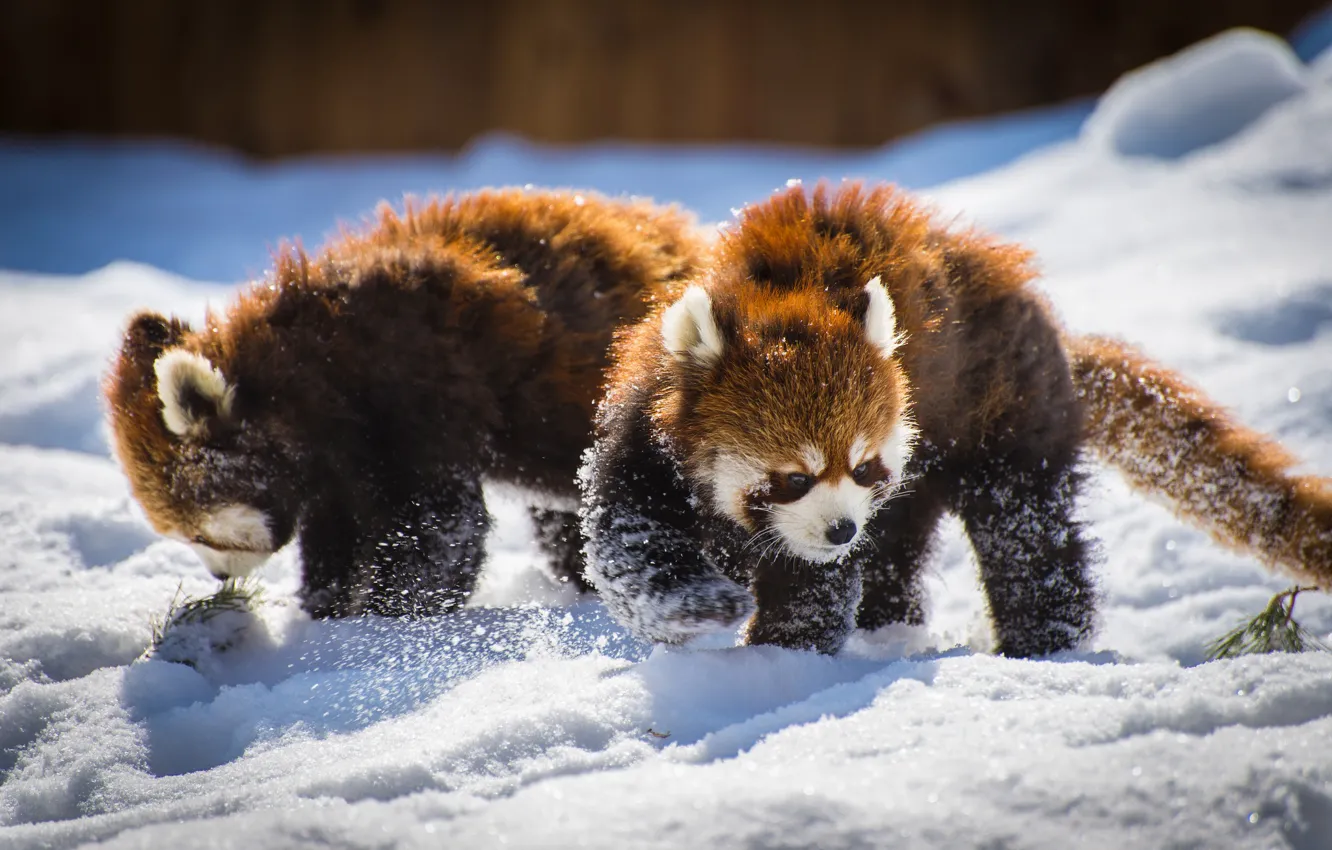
[659,279,916,562]
[105,313,298,580]
[705,414,917,563]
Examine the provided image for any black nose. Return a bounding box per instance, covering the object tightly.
[825,519,857,545]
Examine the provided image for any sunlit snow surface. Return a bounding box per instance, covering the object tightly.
[3,27,1332,850]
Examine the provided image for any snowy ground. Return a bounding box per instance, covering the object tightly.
[3,23,1332,850]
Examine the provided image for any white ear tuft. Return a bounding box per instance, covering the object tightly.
[153,349,235,439]
[661,285,724,365]
[863,276,902,357]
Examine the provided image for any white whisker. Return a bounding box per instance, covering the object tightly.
[741,525,784,556]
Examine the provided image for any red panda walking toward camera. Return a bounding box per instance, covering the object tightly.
[105,188,704,618]
[580,181,1332,657]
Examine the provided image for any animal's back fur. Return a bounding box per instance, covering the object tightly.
[106,188,705,617]
[215,192,696,494]
[582,181,1331,657]
[584,183,1098,655]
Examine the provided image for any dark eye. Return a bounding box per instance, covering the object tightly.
[192,534,208,544]
[786,472,813,494]
[852,458,887,486]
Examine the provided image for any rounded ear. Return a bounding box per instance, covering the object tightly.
[863,276,902,357]
[661,285,724,365]
[122,311,187,361]
[153,349,235,440]
[127,312,173,349]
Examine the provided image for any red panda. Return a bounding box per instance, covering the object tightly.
[580,181,1332,657]
[105,188,705,618]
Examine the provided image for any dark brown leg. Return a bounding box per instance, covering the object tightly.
[529,507,593,593]
[352,477,491,617]
[855,484,947,632]
[297,492,363,618]
[954,455,1098,657]
[744,553,862,654]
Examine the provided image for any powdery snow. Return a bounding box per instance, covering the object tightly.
[3,25,1332,850]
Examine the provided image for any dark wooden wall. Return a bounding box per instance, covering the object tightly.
[0,0,1323,156]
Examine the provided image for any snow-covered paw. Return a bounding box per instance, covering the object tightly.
[641,576,755,644]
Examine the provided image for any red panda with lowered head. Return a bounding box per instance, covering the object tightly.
[105,188,704,618]
[579,181,1332,657]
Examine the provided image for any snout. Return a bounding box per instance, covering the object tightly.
[192,545,272,580]
[825,519,858,545]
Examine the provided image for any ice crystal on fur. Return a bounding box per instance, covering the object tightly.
[1070,336,1332,589]
[582,181,1332,659]
[106,189,706,618]
[579,445,755,643]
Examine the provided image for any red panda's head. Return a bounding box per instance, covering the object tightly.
[104,312,298,579]
[656,277,917,563]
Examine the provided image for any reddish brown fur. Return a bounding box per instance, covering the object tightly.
[661,293,908,493]
[106,188,705,616]
[648,184,1053,483]
[588,180,1332,657]
[106,314,198,532]
[1069,335,1332,587]
[608,181,1045,468]
[586,181,1093,656]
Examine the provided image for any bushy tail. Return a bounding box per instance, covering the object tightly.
[1066,334,1332,587]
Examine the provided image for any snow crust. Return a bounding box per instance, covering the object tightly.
[3,24,1332,850]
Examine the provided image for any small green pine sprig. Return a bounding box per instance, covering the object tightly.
[148,577,263,657]
[1206,586,1330,661]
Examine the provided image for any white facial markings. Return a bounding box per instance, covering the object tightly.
[707,451,767,528]
[798,444,826,476]
[182,504,276,579]
[770,476,875,563]
[190,545,270,579]
[661,286,724,366]
[201,504,274,552]
[154,348,235,439]
[880,418,920,484]
[704,422,919,564]
[849,437,872,468]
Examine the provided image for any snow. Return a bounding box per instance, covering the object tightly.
[1081,29,1308,159]
[0,107,1091,286]
[4,23,1332,850]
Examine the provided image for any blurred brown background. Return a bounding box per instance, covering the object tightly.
[0,0,1325,157]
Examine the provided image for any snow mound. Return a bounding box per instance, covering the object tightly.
[1314,41,1332,83]
[1083,28,1308,159]
[1187,81,1332,199]
[4,18,1332,850]
[1290,4,1332,62]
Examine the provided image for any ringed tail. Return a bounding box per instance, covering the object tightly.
[1066,334,1332,588]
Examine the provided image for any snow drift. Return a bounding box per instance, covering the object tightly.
[2,25,1332,850]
